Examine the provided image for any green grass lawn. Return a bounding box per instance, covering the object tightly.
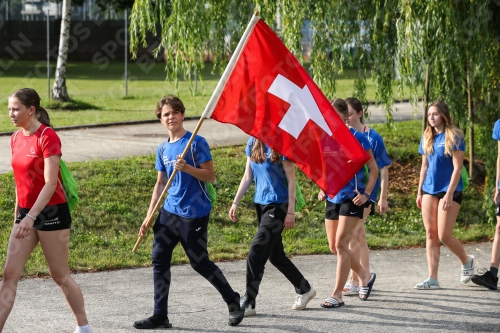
[0,120,494,277]
[0,60,416,132]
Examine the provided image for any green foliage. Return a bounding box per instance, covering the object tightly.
[396,1,500,221]
[129,1,500,207]
[0,121,496,276]
[371,121,422,163]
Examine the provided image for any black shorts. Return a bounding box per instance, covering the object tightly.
[368,202,375,216]
[16,203,72,231]
[496,195,500,216]
[325,200,366,220]
[422,191,463,205]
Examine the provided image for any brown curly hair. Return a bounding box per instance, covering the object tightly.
[155,95,185,119]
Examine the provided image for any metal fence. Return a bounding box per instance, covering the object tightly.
[0,0,314,106]
[0,0,163,104]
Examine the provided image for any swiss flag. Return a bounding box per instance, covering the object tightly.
[206,18,369,195]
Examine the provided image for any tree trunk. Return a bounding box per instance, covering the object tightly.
[423,64,429,133]
[52,0,71,101]
[466,64,474,180]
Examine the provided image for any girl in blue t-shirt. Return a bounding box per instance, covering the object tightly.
[415,101,474,290]
[229,138,316,316]
[317,98,378,308]
[134,95,243,329]
[341,97,391,295]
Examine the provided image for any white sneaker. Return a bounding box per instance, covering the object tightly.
[74,324,93,333]
[292,287,316,310]
[239,295,256,317]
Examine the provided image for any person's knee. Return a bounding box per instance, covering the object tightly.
[438,231,453,245]
[1,264,22,284]
[189,254,211,272]
[425,228,439,241]
[50,270,72,286]
[335,239,350,254]
[269,251,286,266]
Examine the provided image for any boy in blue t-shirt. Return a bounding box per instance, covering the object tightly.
[133,95,244,329]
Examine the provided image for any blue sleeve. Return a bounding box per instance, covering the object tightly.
[418,136,424,155]
[454,136,465,151]
[193,136,212,165]
[493,120,500,140]
[245,137,254,157]
[370,130,391,169]
[155,142,166,172]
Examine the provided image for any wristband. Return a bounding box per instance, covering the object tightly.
[287,213,295,216]
[362,192,370,199]
[417,193,423,195]
[232,202,238,206]
[25,213,37,221]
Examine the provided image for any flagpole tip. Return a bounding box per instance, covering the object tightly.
[254,10,259,16]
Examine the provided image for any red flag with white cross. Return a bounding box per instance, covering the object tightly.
[202,16,369,196]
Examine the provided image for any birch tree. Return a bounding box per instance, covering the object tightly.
[52,0,71,101]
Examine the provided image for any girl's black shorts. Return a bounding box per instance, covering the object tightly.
[325,200,370,220]
[422,191,463,205]
[16,203,72,231]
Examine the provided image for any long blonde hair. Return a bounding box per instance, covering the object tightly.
[423,101,463,156]
[250,139,281,164]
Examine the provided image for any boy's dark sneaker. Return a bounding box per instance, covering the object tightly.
[471,270,498,290]
[227,292,244,326]
[133,315,172,329]
[240,295,257,317]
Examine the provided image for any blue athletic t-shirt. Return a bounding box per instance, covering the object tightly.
[155,131,212,218]
[328,128,372,204]
[365,128,391,202]
[418,132,465,194]
[245,138,289,205]
[492,120,500,190]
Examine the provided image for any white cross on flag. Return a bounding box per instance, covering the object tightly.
[203,16,369,195]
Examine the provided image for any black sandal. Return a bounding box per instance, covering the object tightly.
[320,297,345,308]
[359,272,376,301]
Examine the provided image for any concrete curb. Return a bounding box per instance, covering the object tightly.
[0,116,201,137]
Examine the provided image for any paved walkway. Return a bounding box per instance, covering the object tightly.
[5,101,499,332]
[4,243,500,332]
